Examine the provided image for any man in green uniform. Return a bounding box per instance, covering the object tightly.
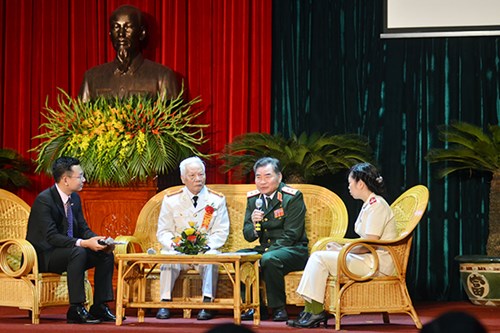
[240,157,309,321]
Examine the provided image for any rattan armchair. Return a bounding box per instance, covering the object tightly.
[0,189,92,324]
[312,185,429,330]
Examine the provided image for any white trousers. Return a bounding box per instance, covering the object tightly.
[159,262,219,300]
[295,250,375,303]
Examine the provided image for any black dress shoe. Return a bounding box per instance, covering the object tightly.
[67,305,101,324]
[241,308,255,321]
[288,311,328,328]
[272,308,288,322]
[156,308,170,319]
[241,307,269,321]
[197,309,215,320]
[89,303,116,322]
[286,310,306,326]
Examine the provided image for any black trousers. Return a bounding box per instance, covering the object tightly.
[45,247,114,305]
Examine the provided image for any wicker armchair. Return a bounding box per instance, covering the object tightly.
[312,185,429,330]
[115,183,349,310]
[0,189,92,324]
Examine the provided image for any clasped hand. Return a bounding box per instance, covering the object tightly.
[81,236,115,253]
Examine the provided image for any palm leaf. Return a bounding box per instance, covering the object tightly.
[220,132,373,182]
[30,87,208,186]
[427,122,500,174]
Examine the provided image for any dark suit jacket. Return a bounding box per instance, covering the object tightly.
[26,185,96,272]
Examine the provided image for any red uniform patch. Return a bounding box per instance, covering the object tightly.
[369,197,377,205]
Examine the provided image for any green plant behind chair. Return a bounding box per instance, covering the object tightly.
[426,121,500,256]
[220,132,373,183]
[0,148,31,190]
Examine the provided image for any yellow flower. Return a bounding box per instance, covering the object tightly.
[184,227,196,236]
[136,131,146,154]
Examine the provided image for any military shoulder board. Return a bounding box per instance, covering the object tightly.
[208,188,224,197]
[282,186,298,196]
[166,188,183,197]
[247,189,260,198]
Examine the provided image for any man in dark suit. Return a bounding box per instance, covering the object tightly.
[26,157,116,324]
[240,157,309,322]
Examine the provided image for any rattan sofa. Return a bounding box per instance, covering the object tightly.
[114,183,348,314]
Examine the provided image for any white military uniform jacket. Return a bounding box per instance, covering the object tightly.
[157,185,230,253]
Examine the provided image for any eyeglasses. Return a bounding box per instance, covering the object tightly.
[68,174,86,180]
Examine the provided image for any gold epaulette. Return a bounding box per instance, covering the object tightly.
[282,186,298,196]
[247,189,260,198]
[207,188,224,197]
[166,188,183,197]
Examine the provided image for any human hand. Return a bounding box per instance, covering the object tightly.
[97,237,117,253]
[82,236,107,252]
[252,209,264,230]
[326,241,342,251]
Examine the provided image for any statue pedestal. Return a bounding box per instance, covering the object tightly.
[79,181,157,289]
[79,181,157,238]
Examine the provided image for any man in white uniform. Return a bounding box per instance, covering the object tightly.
[156,157,230,320]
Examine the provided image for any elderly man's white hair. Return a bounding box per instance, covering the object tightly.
[179,156,205,176]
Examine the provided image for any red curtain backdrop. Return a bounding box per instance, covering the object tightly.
[0,0,272,204]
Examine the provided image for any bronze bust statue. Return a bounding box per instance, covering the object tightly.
[79,5,180,102]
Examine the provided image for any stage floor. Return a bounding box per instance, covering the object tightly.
[0,301,497,332]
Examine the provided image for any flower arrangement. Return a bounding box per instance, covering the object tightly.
[31,87,209,186]
[172,222,209,255]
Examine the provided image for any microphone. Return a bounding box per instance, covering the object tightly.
[255,198,263,232]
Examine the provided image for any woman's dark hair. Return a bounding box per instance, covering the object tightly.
[205,323,256,333]
[420,311,487,333]
[349,162,385,195]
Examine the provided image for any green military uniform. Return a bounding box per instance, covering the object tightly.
[242,182,309,309]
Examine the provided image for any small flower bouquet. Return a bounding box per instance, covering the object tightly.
[172,222,209,255]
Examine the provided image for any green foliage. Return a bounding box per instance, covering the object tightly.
[31,88,209,186]
[426,122,500,177]
[0,148,31,190]
[220,132,373,183]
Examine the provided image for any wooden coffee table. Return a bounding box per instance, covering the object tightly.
[115,253,261,325]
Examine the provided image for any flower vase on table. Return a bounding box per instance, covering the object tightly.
[172,205,215,255]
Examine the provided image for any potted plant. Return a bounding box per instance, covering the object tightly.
[219,132,373,183]
[32,88,208,187]
[426,121,500,306]
[30,88,209,238]
[0,148,31,191]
